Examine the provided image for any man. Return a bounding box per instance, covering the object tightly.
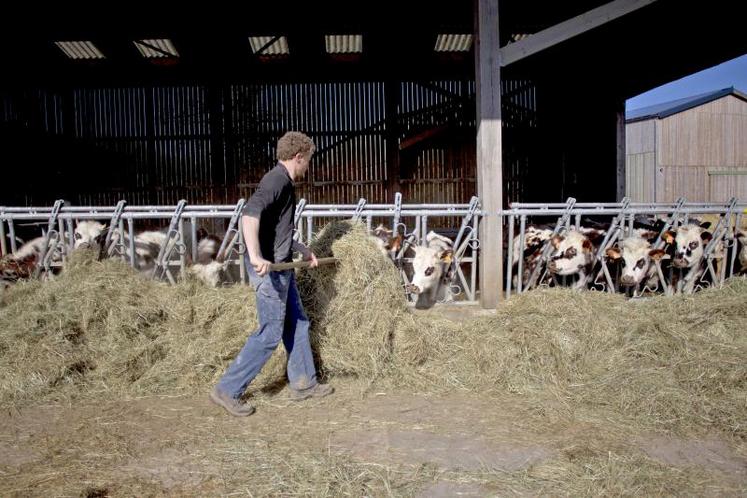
[210,131,333,417]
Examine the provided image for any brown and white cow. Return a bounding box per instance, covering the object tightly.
[370,224,403,260]
[404,231,454,309]
[605,232,668,290]
[546,229,604,289]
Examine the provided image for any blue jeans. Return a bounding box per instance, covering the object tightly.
[217,265,318,398]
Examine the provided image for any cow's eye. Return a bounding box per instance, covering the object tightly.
[74,232,82,240]
[636,258,646,269]
[425,267,434,276]
[621,259,626,267]
[565,247,577,258]
[689,241,698,250]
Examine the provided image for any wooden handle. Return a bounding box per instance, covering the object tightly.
[268,257,338,272]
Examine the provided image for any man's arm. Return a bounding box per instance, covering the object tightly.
[242,215,272,276]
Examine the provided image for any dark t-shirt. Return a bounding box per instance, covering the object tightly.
[242,163,295,263]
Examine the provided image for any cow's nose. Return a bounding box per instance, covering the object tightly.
[548,261,557,273]
[405,283,421,294]
[620,275,635,286]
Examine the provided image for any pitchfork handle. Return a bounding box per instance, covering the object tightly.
[268,257,338,272]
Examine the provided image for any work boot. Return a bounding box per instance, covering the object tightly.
[209,387,256,417]
[289,383,334,401]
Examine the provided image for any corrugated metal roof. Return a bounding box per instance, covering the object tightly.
[135,39,179,58]
[434,34,473,52]
[248,36,289,55]
[625,87,747,122]
[325,35,363,54]
[54,41,105,60]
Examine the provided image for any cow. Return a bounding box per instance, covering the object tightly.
[0,236,49,288]
[370,224,403,260]
[404,231,454,309]
[604,232,669,292]
[662,222,718,294]
[736,229,747,274]
[546,229,606,289]
[510,226,553,289]
[72,220,107,250]
[109,225,226,286]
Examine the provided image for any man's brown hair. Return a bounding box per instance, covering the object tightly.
[276,131,316,161]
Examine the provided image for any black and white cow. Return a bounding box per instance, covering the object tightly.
[662,222,718,294]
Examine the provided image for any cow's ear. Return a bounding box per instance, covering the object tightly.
[649,248,668,261]
[196,227,208,241]
[439,249,453,264]
[663,231,676,245]
[551,235,564,249]
[638,230,656,241]
[390,234,403,252]
[582,239,593,252]
[586,229,605,245]
[701,231,713,243]
[699,221,712,230]
[606,247,621,260]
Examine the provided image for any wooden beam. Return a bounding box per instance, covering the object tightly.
[475,0,503,308]
[399,125,449,151]
[616,107,626,201]
[385,80,402,200]
[500,0,658,66]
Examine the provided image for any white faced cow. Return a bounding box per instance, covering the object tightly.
[72,220,107,250]
[605,233,668,290]
[405,231,454,309]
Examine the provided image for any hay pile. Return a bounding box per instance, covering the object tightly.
[0,251,288,406]
[392,283,747,437]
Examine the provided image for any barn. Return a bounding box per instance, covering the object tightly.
[1,0,745,306]
[625,87,747,203]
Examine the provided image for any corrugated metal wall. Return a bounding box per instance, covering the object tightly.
[0,79,536,206]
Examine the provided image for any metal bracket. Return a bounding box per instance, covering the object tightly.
[152,199,187,283]
[34,199,65,278]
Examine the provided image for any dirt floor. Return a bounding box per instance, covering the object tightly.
[1,304,746,497]
[1,378,745,497]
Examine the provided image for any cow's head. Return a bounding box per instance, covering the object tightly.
[372,224,403,259]
[547,231,594,276]
[73,221,107,250]
[665,223,712,269]
[405,245,453,296]
[606,236,668,286]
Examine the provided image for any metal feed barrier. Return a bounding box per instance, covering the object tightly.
[502,197,746,298]
[3,195,744,302]
[1,195,482,304]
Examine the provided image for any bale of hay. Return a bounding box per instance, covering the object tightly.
[297,220,411,379]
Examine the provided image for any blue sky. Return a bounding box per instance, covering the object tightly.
[626,53,747,111]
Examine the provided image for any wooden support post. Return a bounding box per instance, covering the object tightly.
[385,80,401,201]
[475,0,503,308]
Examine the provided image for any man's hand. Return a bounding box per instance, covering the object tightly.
[250,254,273,277]
[304,250,319,268]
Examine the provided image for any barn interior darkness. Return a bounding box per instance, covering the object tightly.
[1,1,744,207]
